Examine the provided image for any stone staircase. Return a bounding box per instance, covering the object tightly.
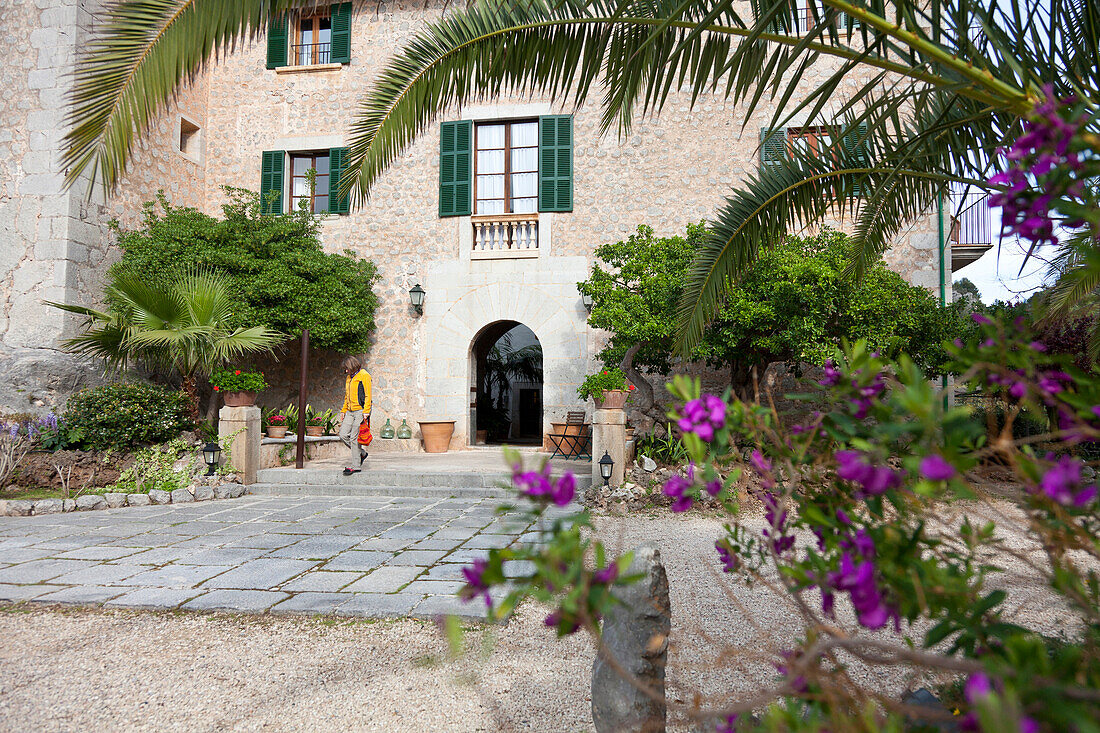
[248,448,593,498]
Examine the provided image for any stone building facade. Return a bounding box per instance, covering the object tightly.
[0,0,971,448]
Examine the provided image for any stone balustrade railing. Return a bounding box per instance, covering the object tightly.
[471,213,539,259]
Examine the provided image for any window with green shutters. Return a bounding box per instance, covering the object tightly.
[439,120,473,217]
[438,115,574,217]
[538,115,573,213]
[328,147,350,214]
[267,4,351,69]
[260,150,284,214]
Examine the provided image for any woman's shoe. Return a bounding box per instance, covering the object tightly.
[342,467,361,476]
[360,447,368,465]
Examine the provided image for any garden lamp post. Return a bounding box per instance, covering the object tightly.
[581,292,593,312]
[201,441,222,476]
[599,451,614,487]
[409,283,425,314]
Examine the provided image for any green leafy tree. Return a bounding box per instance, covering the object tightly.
[109,188,380,352]
[580,225,963,402]
[953,277,983,311]
[48,269,284,418]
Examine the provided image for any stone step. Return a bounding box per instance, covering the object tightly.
[246,484,517,498]
[254,467,593,490]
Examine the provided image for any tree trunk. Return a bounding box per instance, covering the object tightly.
[730,360,760,402]
[181,375,200,422]
[204,386,219,425]
[619,343,667,431]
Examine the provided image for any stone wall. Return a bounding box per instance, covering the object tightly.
[0,0,209,414]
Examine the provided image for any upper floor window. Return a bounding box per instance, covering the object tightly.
[439,115,573,218]
[294,12,332,66]
[475,120,539,215]
[753,0,860,35]
[267,2,351,70]
[761,123,868,194]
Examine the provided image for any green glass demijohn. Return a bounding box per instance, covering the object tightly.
[379,418,395,439]
[396,419,413,440]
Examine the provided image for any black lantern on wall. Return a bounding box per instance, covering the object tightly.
[581,292,593,312]
[599,451,614,487]
[409,284,425,314]
[201,442,222,476]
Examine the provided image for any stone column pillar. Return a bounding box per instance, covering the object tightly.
[592,406,626,488]
[219,405,261,485]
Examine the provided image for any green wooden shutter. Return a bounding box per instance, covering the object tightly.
[538,115,574,212]
[328,147,351,214]
[438,120,472,217]
[266,15,288,69]
[330,3,352,64]
[760,127,787,166]
[260,150,285,214]
[841,122,869,195]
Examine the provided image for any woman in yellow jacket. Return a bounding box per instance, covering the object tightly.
[338,356,372,475]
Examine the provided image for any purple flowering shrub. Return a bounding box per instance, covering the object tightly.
[456,448,632,635]
[459,320,1100,730]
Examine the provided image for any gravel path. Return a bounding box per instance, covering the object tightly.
[0,501,1078,732]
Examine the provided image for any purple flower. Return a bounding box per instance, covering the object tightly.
[819,358,842,386]
[715,541,739,573]
[1036,455,1098,507]
[971,312,992,325]
[836,451,903,496]
[1030,340,1047,352]
[762,492,795,555]
[544,610,581,634]
[919,454,956,482]
[678,394,726,442]
[774,649,808,693]
[704,479,723,497]
[550,472,576,507]
[593,563,618,585]
[1019,717,1039,733]
[716,714,738,733]
[964,672,993,703]
[749,449,775,489]
[827,553,893,629]
[515,464,576,506]
[840,528,876,559]
[663,474,693,512]
[460,558,493,608]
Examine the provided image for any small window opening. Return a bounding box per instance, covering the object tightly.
[179,118,201,159]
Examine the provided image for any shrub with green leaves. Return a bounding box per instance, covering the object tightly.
[576,367,632,401]
[108,188,380,352]
[108,439,198,494]
[65,383,193,451]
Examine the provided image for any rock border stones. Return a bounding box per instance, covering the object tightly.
[0,483,247,517]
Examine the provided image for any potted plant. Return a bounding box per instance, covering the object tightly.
[304,405,334,437]
[577,367,635,409]
[418,420,456,453]
[211,368,267,407]
[265,413,288,439]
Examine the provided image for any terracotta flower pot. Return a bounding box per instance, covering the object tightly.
[595,389,628,410]
[266,426,288,439]
[305,426,324,437]
[419,421,455,453]
[222,390,257,407]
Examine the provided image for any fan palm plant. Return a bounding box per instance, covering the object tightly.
[65,0,1100,351]
[47,270,285,418]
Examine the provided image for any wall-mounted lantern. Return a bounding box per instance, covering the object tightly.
[409,284,425,315]
[581,292,594,313]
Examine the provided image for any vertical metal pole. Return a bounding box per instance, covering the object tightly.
[295,329,310,469]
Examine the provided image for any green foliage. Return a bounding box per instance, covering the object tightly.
[108,189,380,352]
[210,368,267,392]
[49,268,283,381]
[108,439,198,494]
[65,383,193,452]
[580,225,964,390]
[576,367,631,401]
[635,425,689,466]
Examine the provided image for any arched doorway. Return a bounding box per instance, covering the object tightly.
[470,321,543,445]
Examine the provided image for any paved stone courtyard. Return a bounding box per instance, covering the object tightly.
[0,495,562,619]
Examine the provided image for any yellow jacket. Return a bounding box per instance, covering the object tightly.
[342,369,372,413]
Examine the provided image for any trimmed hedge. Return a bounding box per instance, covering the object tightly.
[66,383,193,451]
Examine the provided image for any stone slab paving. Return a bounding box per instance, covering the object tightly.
[0,495,568,620]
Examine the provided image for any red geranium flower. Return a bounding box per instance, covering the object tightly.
[235,370,241,375]
[213,386,220,391]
